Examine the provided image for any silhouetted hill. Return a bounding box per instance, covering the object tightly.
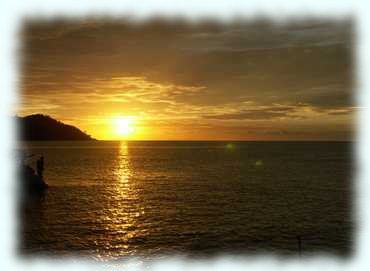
[17,114,95,141]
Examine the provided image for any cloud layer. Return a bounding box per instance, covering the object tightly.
[19,18,355,140]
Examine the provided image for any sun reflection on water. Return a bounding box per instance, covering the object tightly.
[95,141,146,259]
[116,141,131,185]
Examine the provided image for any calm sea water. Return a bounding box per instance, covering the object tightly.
[19,141,353,259]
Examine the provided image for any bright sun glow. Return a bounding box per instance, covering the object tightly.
[114,116,135,137]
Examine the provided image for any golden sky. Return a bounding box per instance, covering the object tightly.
[18,18,355,140]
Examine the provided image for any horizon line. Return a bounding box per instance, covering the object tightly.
[20,139,354,143]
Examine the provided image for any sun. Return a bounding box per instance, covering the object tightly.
[114,116,135,137]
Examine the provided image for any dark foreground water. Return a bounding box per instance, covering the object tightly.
[19,141,353,259]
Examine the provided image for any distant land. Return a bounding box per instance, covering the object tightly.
[17,114,95,141]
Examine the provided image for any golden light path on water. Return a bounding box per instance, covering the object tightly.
[94,141,146,261]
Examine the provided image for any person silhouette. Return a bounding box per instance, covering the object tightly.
[36,156,44,179]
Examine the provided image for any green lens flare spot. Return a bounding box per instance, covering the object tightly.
[225,143,235,150]
[255,160,263,166]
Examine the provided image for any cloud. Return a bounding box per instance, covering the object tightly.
[19,19,354,140]
[22,19,353,108]
[202,105,301,120]
[178,20,352,53]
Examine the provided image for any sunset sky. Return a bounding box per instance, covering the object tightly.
[19,18,354,140]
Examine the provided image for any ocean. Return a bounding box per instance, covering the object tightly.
[18,141,353,259]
